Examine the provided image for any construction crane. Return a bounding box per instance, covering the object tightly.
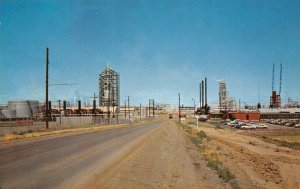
[272,63,275,92]
[270,63,282,108]
[279,63,282,95]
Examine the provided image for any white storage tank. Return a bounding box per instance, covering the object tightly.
[8,100,39,118]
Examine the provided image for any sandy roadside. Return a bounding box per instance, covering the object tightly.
[192,122,300,189]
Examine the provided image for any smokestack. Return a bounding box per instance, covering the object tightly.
[78,100,81,110]
[205,77,207,107]
[201,80,204,108]
[199,82,202,108]
[63,100,66,111]
[93,100,96,113]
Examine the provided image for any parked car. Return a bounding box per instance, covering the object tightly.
[256,123,268,129]
[241,123,256,129]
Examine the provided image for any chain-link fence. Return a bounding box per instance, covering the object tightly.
[0,116,150,135]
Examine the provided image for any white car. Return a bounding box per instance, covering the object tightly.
[241,124,256,129]
[256,124,268,129]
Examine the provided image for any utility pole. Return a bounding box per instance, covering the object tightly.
[91,92,98,116]
[148,99,151,117]
[124,100,127,119]
[192,98,195,118]
[45,48,49,129]
[128,96,130,119]
[139,103,142,120]
[178,93,181,120]
[58,100,62,125]
[152,99,155,118]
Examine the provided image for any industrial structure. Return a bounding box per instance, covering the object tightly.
[197,77,209,114]
[218,80,236,110]
[99,65,120,112]
[270,63,282,108]
[0,100,39,119]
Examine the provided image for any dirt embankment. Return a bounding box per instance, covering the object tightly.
[191,122,300,189]
[96,121,229,189]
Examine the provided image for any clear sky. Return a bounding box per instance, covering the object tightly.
[1,0,300,107]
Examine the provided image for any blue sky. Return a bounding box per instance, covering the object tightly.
[1,0,300,107]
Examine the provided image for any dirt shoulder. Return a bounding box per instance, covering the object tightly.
[95,121,229,189]
[190,122,300,189]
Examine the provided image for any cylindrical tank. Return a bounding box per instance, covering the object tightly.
[8,100,39,118]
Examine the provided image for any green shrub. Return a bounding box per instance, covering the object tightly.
[218,167,235,182]
[207,158,219,171]
[197,130,207,139]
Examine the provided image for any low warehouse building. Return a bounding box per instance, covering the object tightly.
[227,111,260,121]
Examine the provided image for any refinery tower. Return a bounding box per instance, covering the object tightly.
[99,65,120,110]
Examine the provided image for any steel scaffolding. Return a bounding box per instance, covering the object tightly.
[99,65,120,112]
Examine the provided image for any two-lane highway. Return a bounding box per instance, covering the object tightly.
[0,120,163,189]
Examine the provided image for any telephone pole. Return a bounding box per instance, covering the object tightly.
[149,99,155,118]
[178,93,181,120]
[139,103,142,120]
[90,92,98,116]
[45,48,49,129]
[152,99,155,118]
[192,98,195,118]
[128,96,130,119]
[124,100,127,118]
[148,99,151,117]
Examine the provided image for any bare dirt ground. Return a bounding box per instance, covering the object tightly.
[94,121,230,189]
[190,122,300,189]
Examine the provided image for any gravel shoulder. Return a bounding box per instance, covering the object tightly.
[97,121,229,189]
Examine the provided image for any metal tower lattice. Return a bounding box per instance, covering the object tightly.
[99,65,120,109]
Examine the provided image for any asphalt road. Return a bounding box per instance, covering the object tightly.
[0,120,163,189]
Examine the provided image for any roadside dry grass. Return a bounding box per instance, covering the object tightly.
[243,132,300,150]
[177,121,240,189]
